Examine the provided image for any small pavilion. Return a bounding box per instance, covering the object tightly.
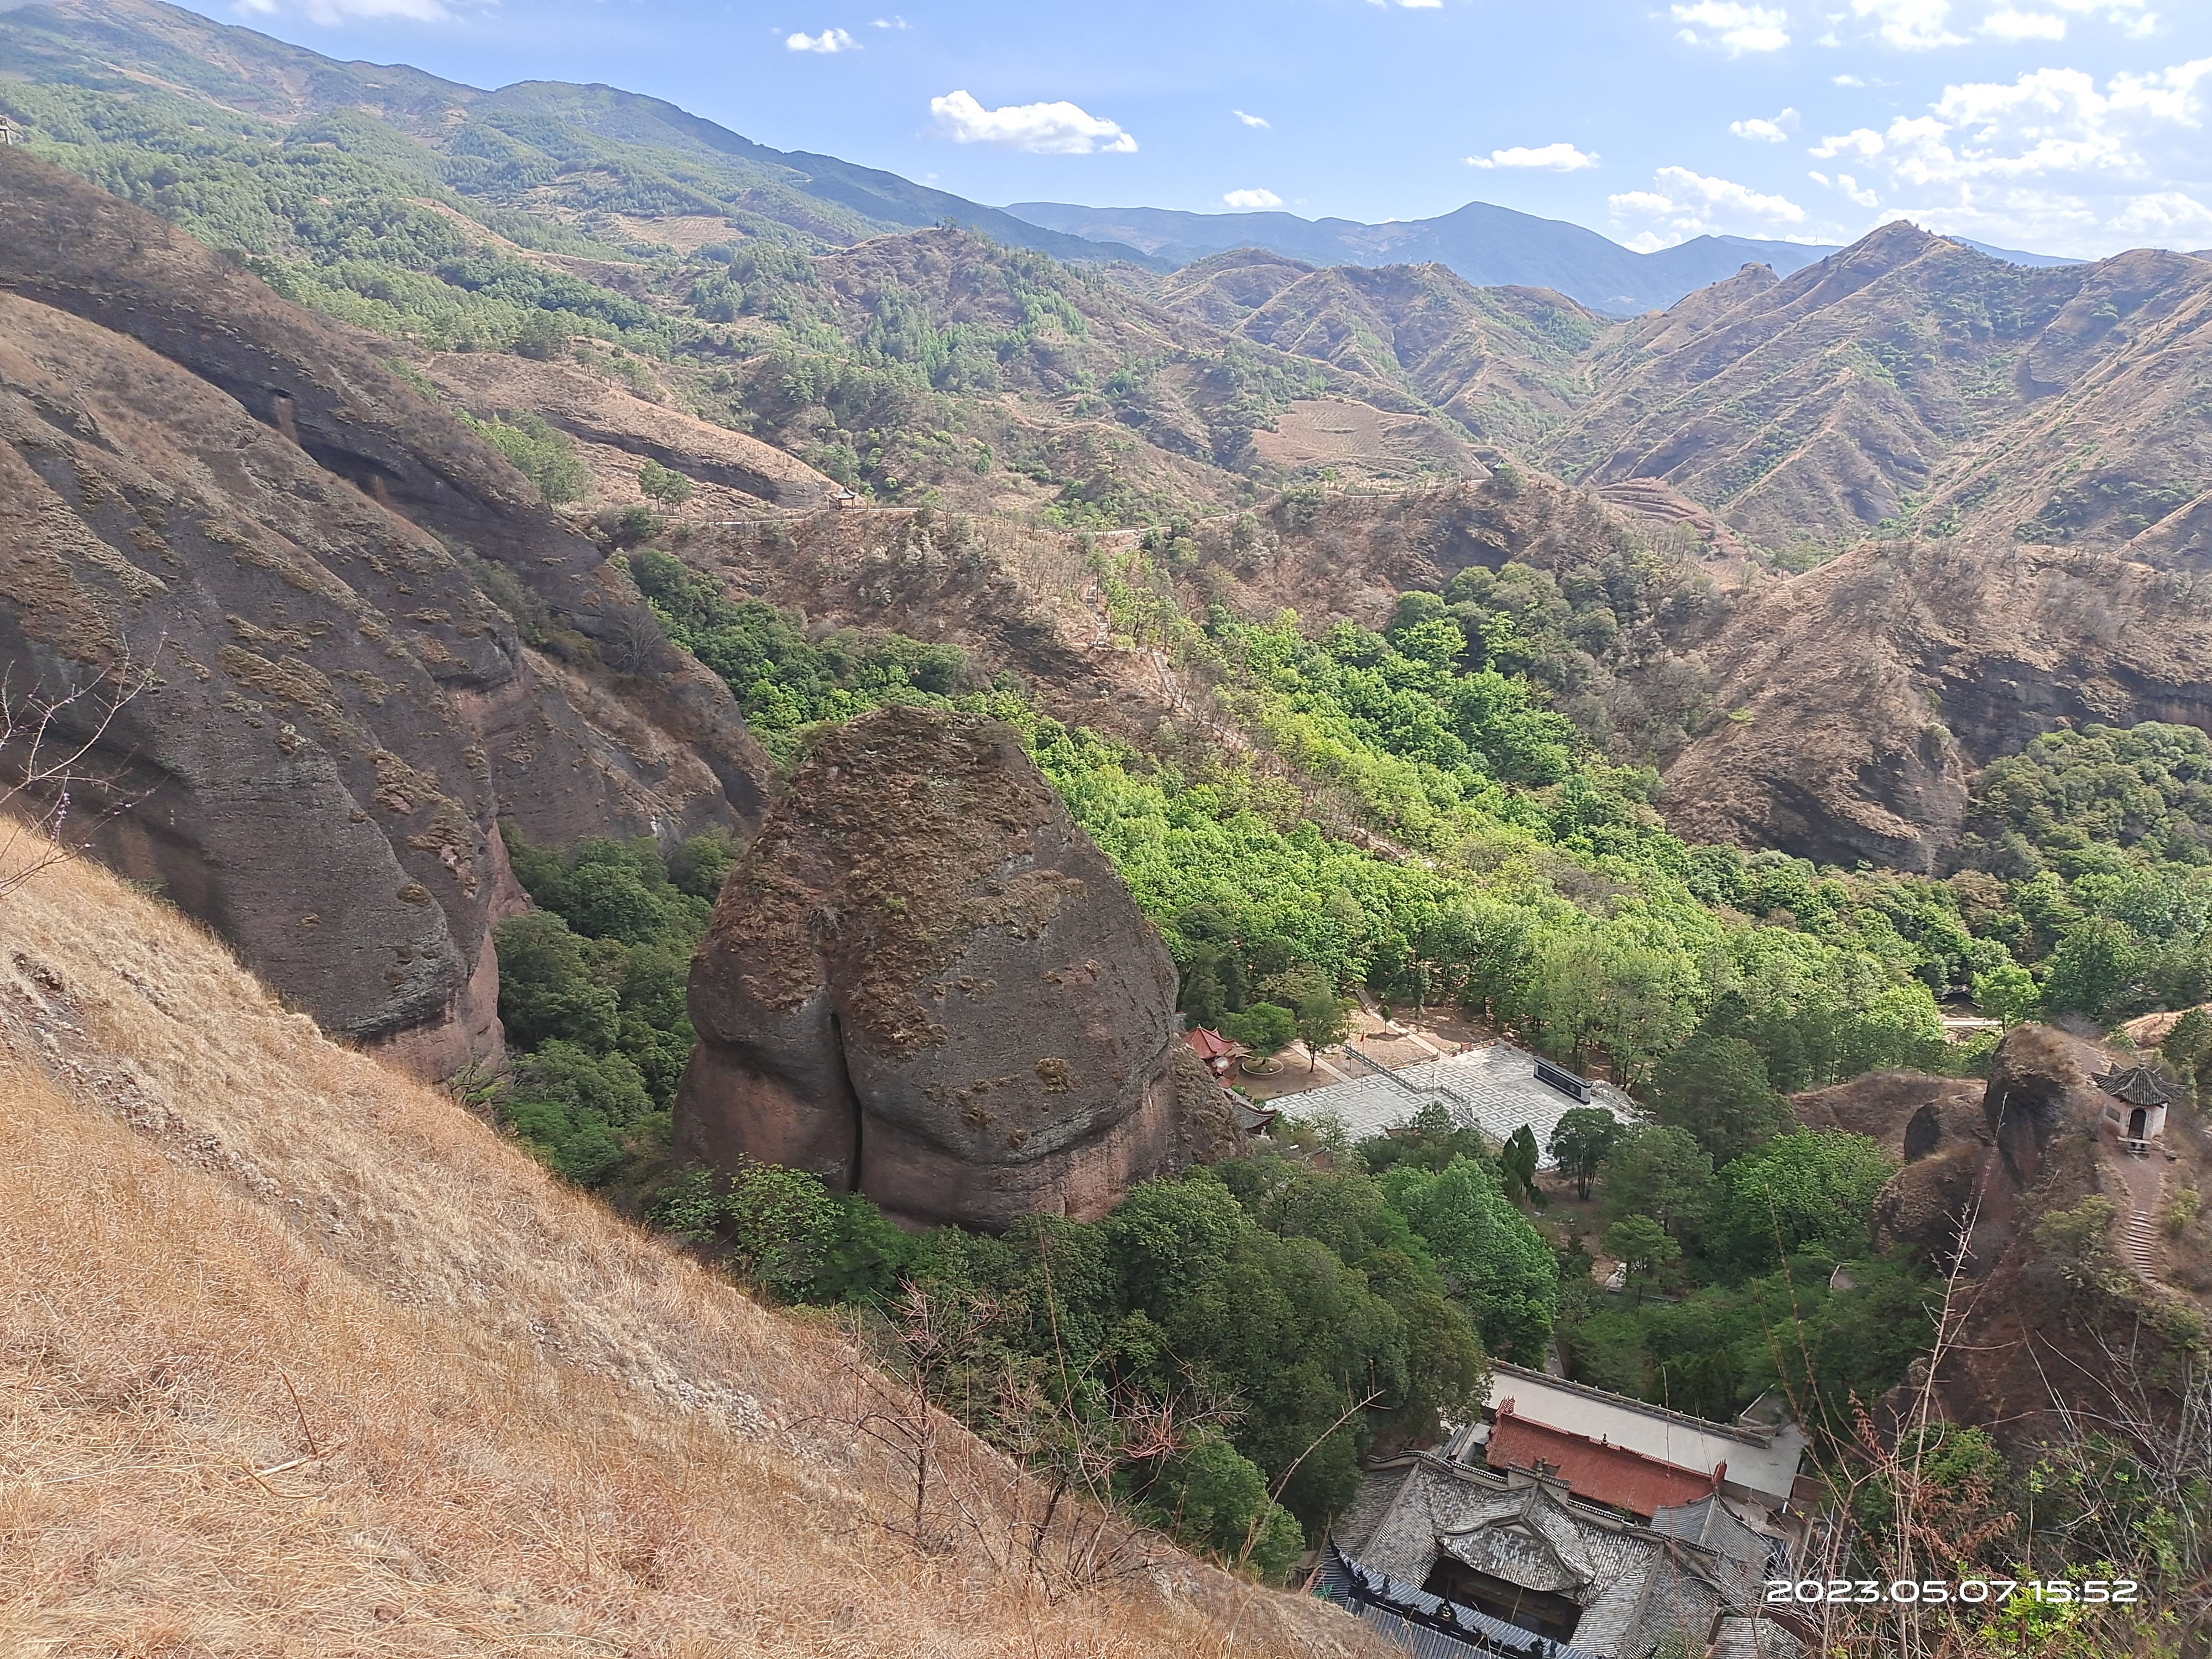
[2094,1065,2178,1154]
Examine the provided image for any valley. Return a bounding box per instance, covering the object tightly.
[3,1,2211,1654]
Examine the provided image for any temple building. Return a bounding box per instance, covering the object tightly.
[2094,1065,2178,1155]
[1321,1365,1812,1658]
[1182,1026,1251,1077]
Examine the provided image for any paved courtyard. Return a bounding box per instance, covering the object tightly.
[1268,1040,1641,1164]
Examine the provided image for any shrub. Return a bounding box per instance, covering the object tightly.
[639,458,693,506]
[465,411,589,503]
[1139,1433,1303,1580]
[501,1040,655,1187]
[494,911,620,1051]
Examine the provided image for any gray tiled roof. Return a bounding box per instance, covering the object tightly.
[1270,1042,1640,1163]
[2094,1066,2179,1107]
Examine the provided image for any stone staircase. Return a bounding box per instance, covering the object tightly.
[2120,1204,2162,1279]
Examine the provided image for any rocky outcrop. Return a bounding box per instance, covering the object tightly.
[425,353,838,509]
[0,151,771,1074]
[1796,1070,1995,1266]
[1859,1026,2212,1453]
[674,705,1239,1229]
[1793,1070,1989,1157]
[1650,538,2212,869]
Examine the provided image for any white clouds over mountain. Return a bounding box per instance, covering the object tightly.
[1467,142,1600,170]
[1610,165,1808,246]
[1811,58,2212,184]
[1809,55,2212,252]
[928,90,1138,153]
[785,27,858,52]
[1223,189,1284,208]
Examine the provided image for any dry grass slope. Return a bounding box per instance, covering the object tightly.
[0,839,1383,1658]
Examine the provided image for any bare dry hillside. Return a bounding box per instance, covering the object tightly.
[0,839,1381,1659]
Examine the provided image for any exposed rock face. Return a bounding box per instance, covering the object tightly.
[1856,1025,2212,1453]
[1793,1070,1990,1157]
[425,353,837,510]
[1651,538,2212,869]
[0,152,770,1074]
[675,705,1238,1229]
[1796,1071,1995,1266]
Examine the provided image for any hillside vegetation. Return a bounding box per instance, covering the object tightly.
[0,837,1381,1657]
[9,0,2208,568]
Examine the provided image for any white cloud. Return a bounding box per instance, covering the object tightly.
[1671,2,1790,53]
[1810,169,1885,205]
[1808,55,2212,253]
[1731,107,1802,141]
[1223,189,1284,210]
[1467,142,1601,170]
[786,27,858,52]
[2043,0,2158,38]
[2106,191,2212,238]
[870,14,909,27]
[928,90,1138,154]
[1399,0,1444,8]
[1611,168,1808,241]
[1657,165,1809,222]
[1981,9,2067,39]
[1233,109,1270,128]
[1810,59,2212,186]
[235,0,453,22]
[1853,0,1968,49]
[1834,73,1868,86]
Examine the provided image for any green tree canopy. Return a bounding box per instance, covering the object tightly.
[1600,1214,1681,1297]
[1600,1125,1717,1241]
[1383,1155,1559,1365]
[1647,1034,1790,1161]
[638,457,694,505]
[1224,1001,1297,1062]
[1713,1129,1897,1270]
[1548,1107,1626,1201]
[1971,962,2041,1026]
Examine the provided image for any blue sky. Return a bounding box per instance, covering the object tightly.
[202,0,2212,258]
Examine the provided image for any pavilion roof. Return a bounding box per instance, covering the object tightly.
[2095,1066,2179,1107]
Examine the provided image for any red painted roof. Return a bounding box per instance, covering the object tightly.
[1487,1410,1720,1517]
[1183,1027,1249,1062]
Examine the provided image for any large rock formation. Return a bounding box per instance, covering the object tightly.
[674,705,1238,1229]
[0,150,771,1074]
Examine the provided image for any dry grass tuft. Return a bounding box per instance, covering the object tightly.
[0,839,1383,1657]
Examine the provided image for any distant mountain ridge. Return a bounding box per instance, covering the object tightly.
[0,0,1165,268]
[1008,200,2079,315]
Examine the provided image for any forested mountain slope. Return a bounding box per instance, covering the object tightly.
[1007,197,1840,315]
[0,0,1156,264]
[1010,199,2078,314]
[1152,253,1606,449]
